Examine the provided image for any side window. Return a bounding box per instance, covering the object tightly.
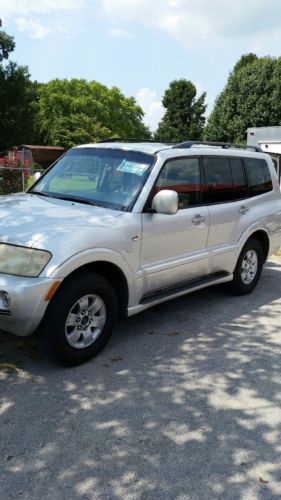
[244,158,273,196]
[230,158,247,200]
[153,158,201,209]
[204,157,233,203]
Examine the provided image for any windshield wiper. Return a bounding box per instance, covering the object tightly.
[30,191,102,206]
[48,193,105,207]
[29,191,57,198]
[30,191,122,210]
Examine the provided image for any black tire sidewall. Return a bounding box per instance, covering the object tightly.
[41,272,118,365]
[232,238,264,294]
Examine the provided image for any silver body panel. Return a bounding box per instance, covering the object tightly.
[0,275,56,336]
[0,144,281,337]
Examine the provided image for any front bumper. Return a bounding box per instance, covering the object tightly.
[0,274,59,337]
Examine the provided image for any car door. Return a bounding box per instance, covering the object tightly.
[141,157,210,294]
[203,156,254,273]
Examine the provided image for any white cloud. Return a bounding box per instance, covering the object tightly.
[107,28,136,39]
[16,17,51,39]
[0,0,85,18]
[101,0,281,51]
[1,0,85,38]
[136,88,165,131]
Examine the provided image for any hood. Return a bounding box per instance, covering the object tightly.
[0,193,123,247]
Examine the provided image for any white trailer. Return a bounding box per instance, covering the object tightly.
[247,127,281,186]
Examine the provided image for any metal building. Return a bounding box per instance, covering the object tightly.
[247,127,281,185]
[8,145,65,169]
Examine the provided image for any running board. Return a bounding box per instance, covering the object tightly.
[140,272,230,305]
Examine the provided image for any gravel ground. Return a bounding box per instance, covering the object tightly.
[0,256,281,500]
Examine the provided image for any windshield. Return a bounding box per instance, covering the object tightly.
[30,148,155,211]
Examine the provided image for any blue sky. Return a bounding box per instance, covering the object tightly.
[1,0,281,130]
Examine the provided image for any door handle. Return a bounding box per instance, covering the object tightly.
[192,214,207,224]
[239,205,250,214]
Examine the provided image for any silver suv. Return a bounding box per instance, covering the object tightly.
[0,140,281,365]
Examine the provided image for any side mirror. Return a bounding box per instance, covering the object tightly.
[152,189,178,215]
[34,172,41,182]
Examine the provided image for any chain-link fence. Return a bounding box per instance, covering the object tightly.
[0,167,44,195]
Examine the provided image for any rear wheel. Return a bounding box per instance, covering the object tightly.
[40,272,118,366]
[229,238,264,295]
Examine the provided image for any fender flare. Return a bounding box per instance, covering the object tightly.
[46,247,141,307]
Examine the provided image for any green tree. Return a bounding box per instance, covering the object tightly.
[0,22,15,62]
[0,21,150,151]
[0,21,40,152]
[0,62,40,151]
[232,53,258,73]
[154,79,207,142]
[36,79,151,148]
[204,54,281,143]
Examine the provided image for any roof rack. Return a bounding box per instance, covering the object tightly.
[98,138,175,144]
[173,141,263,153]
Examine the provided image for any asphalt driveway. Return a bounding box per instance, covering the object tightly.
[1,256,281,500]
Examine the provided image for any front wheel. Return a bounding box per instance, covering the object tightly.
[228,238,264,295]
[40,272,118,366]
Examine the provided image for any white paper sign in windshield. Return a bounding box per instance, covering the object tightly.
[117,160,149,176]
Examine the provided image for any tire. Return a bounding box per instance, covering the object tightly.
[228,237,264,295]
[40,272,118,366]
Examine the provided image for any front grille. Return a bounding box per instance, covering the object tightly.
[0,309,11,316]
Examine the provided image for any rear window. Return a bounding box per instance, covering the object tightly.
[244,158,273,196]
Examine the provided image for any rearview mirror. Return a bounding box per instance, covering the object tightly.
[152,189,178,215]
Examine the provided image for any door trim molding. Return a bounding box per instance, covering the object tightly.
[140,271,230,304]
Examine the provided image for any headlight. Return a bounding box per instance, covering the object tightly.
[0,244,51,277]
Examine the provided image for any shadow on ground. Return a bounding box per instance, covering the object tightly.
[0,258,281,499]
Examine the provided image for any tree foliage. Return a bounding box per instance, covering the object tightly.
[0,23,40,151]
[0,62,40,152]
[0,23,151,151]
[232,53,258,73]
[154,79,207,142]
[204,54,281,143]
[35,79,151,148]
[0,29,15,62]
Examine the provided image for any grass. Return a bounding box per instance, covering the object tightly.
[50,177,97,191]
[26,175,97,192]
[26,176,35,190]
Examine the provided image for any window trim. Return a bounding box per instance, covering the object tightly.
[202,155,257,206]
[143,155,204,213]
[143,154,274,212]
